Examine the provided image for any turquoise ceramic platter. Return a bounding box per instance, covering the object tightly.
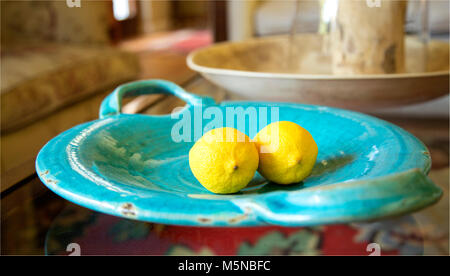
[36,80,442,227]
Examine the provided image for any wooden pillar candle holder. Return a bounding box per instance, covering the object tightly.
[331,0,407,75]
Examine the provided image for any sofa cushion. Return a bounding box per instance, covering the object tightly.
[1,89,114,191]
[254,0,449,36]
[1,43,139,132]
[1,0,112,45]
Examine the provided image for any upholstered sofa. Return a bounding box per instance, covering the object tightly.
[1,1,140,191]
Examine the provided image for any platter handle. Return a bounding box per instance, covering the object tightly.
[99,79,215,118]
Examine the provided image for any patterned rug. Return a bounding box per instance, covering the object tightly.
[45,202,445,256]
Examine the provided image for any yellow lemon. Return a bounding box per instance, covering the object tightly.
[189,127,259,194]
[254,121,318,184]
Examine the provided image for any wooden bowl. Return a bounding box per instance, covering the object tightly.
[187,34,449,110]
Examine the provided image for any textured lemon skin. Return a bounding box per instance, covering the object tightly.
[189,127,259,194]
[254,121,318,184]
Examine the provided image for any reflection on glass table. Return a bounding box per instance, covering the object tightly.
[44,202,444,256]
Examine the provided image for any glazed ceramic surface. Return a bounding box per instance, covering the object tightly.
[187,34,449,110]
[36,80,442,227]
